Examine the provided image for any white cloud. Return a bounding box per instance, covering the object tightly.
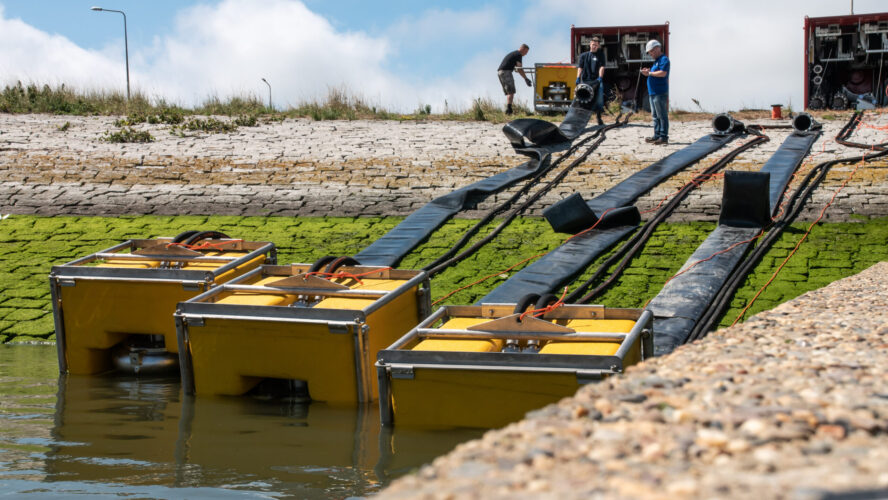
[0,0,510,112]
[515,0,888,111]
[2,0,885,112]
[0,5,124,90]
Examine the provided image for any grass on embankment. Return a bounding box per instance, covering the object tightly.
[0,82,538,123]
[0,215,885,344]
[6,81,849,124]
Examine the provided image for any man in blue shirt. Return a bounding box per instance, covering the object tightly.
[576,36,606,126]
[641,39,670,145]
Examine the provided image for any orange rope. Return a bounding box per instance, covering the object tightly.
[305,267,393,285]
[643,229,765,308]
[432,253,547,306]
[167,239,244,251]
[731,147,874,326]
[519,286,569,320]
[638,135,766,216]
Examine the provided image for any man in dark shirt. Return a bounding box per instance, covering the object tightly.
[498,44,531,115]
[576,37,606,125]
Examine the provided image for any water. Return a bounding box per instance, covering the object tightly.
[0,345,483,498]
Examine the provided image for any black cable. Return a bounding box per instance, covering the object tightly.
[424,115,631,277]
[687,112,888,341]
[420,126,605,272]
[568,129,769,303]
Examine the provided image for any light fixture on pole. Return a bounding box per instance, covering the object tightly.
[91,6,130,101]
[261,78,272,111]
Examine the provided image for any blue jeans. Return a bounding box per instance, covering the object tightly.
[650,93,669,140]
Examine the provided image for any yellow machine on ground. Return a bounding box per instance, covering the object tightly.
[376,303,652,429]
[49,233,275,376]
[176,261,430,404]
[530,23,670,113]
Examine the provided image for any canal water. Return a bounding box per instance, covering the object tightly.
[0,345,483,498]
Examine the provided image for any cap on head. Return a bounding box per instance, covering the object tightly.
[645,39,661,52]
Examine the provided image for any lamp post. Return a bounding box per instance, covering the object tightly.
[91,6,130,101]
[261,78,272,111]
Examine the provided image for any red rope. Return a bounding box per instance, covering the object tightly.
[167,239,244,251]
[731,147,874,325]
[432,208,618,306]
[305,267,393,285]
[518,286,569,321]
[643,229,765,308]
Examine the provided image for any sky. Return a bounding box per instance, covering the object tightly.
[0,0,886,113]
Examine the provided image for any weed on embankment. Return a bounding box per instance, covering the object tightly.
[0,215,885,343]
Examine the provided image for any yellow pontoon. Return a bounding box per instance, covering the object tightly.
[49,234,275,375]
[376,303,652,429]
[176,263,430,404]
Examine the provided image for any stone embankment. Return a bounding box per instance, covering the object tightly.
[378,262,888,500]
[1,113,886,220]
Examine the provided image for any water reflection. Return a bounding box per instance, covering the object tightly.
[0,346,483,498]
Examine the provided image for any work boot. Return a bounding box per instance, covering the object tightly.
[596,112,604,126]
[653,138,669,145]
[506,104,513,115]
[644,136,658,143]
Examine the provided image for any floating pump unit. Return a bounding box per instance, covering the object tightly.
[376,300,651,428]
[176,259,430,404]
[50,232,276,376]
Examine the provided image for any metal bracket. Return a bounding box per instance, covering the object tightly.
[469,313,576,334]
[328,323,351,334]
[390,364,415,380]
[58,278,76,287]
[186,317,205,327]
[268,274,349,290]
[576,370,605,384]
[182,282,203,291]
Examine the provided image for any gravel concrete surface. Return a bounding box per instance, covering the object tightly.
[377,262,888,500]
[1,113,886,220]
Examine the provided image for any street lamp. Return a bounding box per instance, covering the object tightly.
[91,6,130,101]
[261,78,272,111]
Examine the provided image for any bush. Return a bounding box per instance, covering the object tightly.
[102,127,154,143]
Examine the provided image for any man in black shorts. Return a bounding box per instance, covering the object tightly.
[498,44,531,115]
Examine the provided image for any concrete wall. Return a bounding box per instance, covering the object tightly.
[2,113,886,221]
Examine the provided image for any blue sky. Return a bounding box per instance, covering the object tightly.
[1,1,886,112]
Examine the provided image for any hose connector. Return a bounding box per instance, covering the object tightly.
[792,112,820,133]
[711,113,745,135]
[574,82,597,106]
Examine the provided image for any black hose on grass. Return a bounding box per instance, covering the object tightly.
[424,114,631,277]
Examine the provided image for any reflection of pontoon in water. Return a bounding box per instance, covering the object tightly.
[48,373,465,493]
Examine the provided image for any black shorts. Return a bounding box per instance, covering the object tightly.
[498,70,516,95]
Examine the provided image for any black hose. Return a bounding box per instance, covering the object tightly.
[568,129,769,303]
[172,230,201,243]
[182,230,230,245]
[513,293,541,314]
[534,294,559,309]
[420,127,606,273]
[308,255,338,273]
[424,115,631,277]
[324,256,360,273]
[686,112,888,341]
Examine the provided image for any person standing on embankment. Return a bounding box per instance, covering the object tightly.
[576,36,607,126]
[498,44,532,115]
[641,39,670,145]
